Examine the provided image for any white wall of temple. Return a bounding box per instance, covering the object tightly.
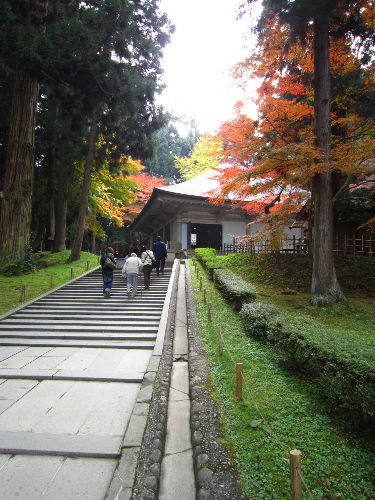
[221,220,249,245]
[247,222,305,239]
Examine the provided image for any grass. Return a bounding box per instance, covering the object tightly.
[0,250,100,315]
[189,258,375,500]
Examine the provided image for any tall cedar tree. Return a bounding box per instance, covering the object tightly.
[237,0,375,305]
[0,1,48,264]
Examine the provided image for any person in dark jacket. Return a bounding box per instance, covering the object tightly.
[128,239,141,257]
[152,236,167,276]
[100,246,116,297]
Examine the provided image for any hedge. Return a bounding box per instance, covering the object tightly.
[194,248,217,265]
[240,302,375,424]
[213,269,257,311]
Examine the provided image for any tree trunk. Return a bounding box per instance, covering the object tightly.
[53,171,69,252]
[90,231,96,254]
[311,15,344,306]
[69,105,100,262]
[0,69,39,264]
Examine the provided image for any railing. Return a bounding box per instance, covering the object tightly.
[220,234,374,257]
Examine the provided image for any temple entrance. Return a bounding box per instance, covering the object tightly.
[188,223,222,249]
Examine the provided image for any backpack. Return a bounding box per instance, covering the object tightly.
[103,256,116,270]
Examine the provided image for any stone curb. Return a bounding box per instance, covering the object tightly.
[128,260,180,500]
[185,262,245,500]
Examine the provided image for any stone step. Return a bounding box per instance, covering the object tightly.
[0,332,156,342]
[0,368,143,383]
[2,318,160,327]
[23,305,163,312]
[0,338,155,349]
[0,430,122,458]
[0,325,157,334]
[11,312,162,320]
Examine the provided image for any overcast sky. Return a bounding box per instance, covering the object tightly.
[157,0,262,135]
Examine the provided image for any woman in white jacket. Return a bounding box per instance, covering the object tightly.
[122,253,143,298]
[140,244,155,290]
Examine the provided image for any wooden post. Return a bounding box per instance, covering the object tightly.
[86,261,90,271]
[200,276,202,290]
[207,303,212,321]
[290,449,302,500]
[20,284,26,302]
[217,326,223,355]
[236,363,243,400]
[70,268,73,279]
[361,234,364,254]
[203,288,206,303]
[50,275,53,288]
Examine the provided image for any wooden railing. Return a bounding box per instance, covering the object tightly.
[220,234,374,257]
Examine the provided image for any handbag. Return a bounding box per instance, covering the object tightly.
[146,251,158,269]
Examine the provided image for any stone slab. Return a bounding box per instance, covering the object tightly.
[105,447,140,500]
[0,339,155,349]
[0,430,122,457]
[169,363,189,402]
[0,368,143,383]
[164,399,192,455]
[0,380,140,436]
[0,454,116,500]
[159,449,195,500]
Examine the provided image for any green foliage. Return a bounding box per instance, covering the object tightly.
[194,247,217,265]
[189,261,375,500]
[0,246,36,276]
[205,258,226,278]
[240,302,282,338]
[238,300,375,424]
[143,117,200,183]
[0,250,99,315]
[213,269,257,311]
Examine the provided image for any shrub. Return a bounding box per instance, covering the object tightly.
[240,302,283,339]
[0,246,36,276]
[240,302,375,424]
[194,248,216,265]
[205,258,226,278]
[213,269,257,310]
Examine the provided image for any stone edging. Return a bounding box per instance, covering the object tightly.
[185,262,245,500]
[129,260,180,500]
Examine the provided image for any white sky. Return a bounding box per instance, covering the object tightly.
[157,0,262,136]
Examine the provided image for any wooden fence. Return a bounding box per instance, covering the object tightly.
[221,234,374,257]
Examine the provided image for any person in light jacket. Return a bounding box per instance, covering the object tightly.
[140,244,155,290]
[122,252,143,298]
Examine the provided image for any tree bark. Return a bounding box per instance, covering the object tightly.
[311,15,344,306]
[69,105,100,262]
[53,171,69,252]
[0,70,39,263]
[90,230,96,254]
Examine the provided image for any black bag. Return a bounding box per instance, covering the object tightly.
[103,256,116,270]
[146,251,157,269]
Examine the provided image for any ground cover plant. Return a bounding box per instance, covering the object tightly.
[0,250,100,315]
[189,259,375,500]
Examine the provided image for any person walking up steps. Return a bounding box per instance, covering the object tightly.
[140,244,155,290]
[122,252,143,298]
[100,246,116,297]
[153,236,167,276]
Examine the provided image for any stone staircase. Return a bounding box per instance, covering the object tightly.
[0,263,174,500]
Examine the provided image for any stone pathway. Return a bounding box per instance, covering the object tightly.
[0,262,175,500]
